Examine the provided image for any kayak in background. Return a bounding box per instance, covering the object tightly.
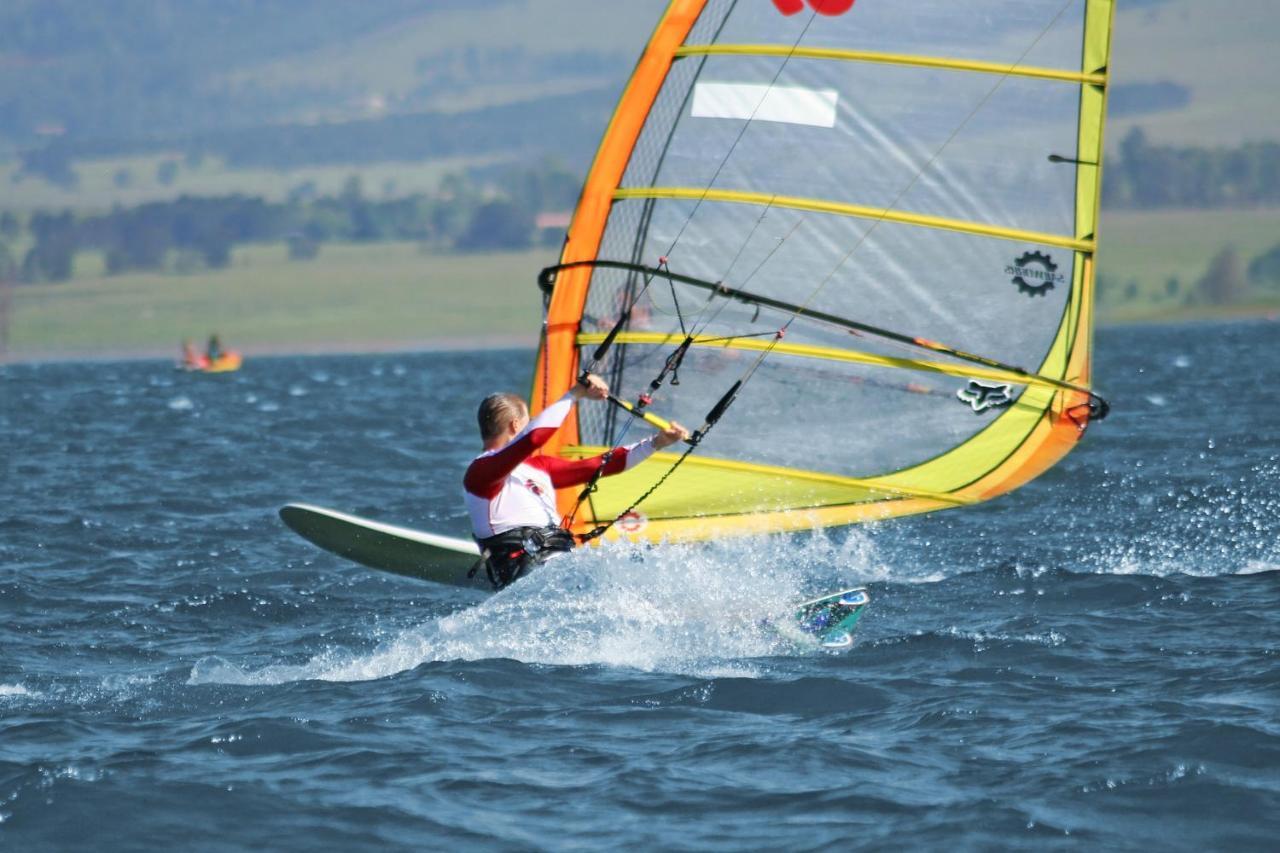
[179,336,242,373]
[178,352,243,373]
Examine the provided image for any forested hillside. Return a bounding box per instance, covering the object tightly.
[3,0,1275,168]
[0,0,655,157]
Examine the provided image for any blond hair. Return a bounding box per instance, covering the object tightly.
[477,392,527,442]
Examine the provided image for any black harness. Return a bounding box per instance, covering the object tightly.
[470,525,575,590]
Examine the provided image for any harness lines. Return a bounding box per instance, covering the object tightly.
[469,525,575,590]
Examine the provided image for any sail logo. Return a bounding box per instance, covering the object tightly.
[772,0,857,16]
[617,511,648,534]
[957,381,1014,413]
[1006,250,1063,297]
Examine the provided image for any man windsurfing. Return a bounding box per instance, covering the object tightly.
[464,373,687,589]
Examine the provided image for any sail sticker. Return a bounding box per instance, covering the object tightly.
[1006,251,1064,298]
[691,82,838,128]
[617,511,648,534]
[772,0,857,16]
[957,381,1015,413]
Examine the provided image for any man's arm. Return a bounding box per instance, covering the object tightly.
[533,421,689,488]
[462,375,614,498]
[534,438,656,488]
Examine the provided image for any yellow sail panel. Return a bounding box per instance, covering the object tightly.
[535,0,1114,542]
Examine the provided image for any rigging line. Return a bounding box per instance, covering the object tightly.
[690,330,779,346]
[733,214,806,293]
[718,201,777,284]
[780,0,1080,338]
[561,12,819,533]
[663,9,824,340]
[554,262,1097,398]
[563,258,680,532]
[649,0,1086,456]
[621,8,814,357]
[661,8,819,261]
[668,274,688,336]
[604,198,654,443]
[578,440,700,543]
[579,3,1085,535]
[668,1,1077,351]
[562,411,641,534]
[688,213,806,340]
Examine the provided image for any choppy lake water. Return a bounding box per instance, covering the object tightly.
[2,320,1278,850]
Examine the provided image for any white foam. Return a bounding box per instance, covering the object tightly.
[188,532,884,685]
[0,683,38,699]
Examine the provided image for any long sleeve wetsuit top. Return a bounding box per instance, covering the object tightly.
[463,392,657,539]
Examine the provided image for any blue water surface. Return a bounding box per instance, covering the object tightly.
[1,321,1278,850]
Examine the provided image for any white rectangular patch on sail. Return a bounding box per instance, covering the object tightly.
[691,82,838,128]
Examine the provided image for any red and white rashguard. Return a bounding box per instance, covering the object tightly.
[463,392,657,539]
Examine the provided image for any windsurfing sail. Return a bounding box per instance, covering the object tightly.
[532,0,1115,543]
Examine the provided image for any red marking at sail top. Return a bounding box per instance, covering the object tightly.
[772,0,856,16]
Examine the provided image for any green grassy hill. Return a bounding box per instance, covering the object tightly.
[230,0,666,117]
[1110,0,1280,147]
[5,244,548,359]
[1098,207,1280,320]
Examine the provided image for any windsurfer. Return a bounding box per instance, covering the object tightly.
[464,373,687,588]
[180,339,204,370]
[206,333,224,363]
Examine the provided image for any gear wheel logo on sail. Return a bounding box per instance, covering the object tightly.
[1007,251,1063,297]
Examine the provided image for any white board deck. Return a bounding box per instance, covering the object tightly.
[279,503,489,590]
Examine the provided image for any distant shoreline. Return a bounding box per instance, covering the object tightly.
[0,333,539,367]
[1099,302,1280,328]
[4,307,1279,368]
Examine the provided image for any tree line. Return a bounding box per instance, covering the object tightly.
[1099,242,1280,311]
[0,0,501,152]
[3,163,580,283]
[1103,128,1280,209]
[20,123,1280,212]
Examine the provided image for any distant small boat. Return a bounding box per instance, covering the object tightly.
[179,352,243,373]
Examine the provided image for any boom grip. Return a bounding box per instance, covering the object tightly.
[591,309,631,365]
[703,380,741,427]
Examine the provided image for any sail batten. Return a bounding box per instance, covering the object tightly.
[674,44,1107,85]
[576,331,1088,396]
[564,446,976,507]
[612,187,1096,251]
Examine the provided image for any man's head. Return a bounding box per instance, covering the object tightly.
[477,392,528,445]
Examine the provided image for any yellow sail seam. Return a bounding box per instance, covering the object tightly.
[613,187,1095,253]
[577,331,1078,393]
[674,44,1107,86]
[563,446,975,506]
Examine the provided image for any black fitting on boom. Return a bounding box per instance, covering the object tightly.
[691,380,741,445]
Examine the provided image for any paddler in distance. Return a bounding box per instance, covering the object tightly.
[205,333,224,363]
[464,373,688,589]
[180,339,204,370]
